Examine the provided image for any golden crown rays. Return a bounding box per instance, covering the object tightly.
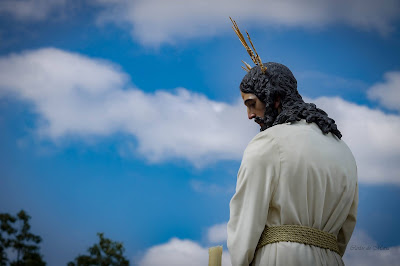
[230,17,267,73]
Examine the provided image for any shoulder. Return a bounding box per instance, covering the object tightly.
[243,120,322,163]
[245,122,293,153]
[238,126,282,188]
[243,128,282,165]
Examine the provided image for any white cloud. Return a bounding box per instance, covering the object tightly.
[1,1,399,45]
[138,238,208,266]
[307,96,400,185]
[138,238,231,266]
[367,71,400,112]
[207,222,228,244]
[0,0,66,21]
[343,230,400,266]
[94,0,400,46]
[139,222,231,265]
[0,48,258,167]
[0,48,399,184]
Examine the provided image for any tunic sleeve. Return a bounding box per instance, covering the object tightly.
[337,182,358,256]
[227,133,280,266]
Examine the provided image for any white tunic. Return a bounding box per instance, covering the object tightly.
[227,120,358,266]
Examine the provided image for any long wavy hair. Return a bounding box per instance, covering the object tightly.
[240,62,342,139]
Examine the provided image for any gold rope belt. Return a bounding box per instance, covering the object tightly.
[256,225,340,254]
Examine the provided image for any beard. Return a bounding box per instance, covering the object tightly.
[254,116,267,131]
[254,107,280,131]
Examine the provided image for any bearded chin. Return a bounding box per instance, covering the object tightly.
[254,116,268,131]
[254,108,279,131]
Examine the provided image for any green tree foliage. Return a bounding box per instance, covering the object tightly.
[0,213,16,266]
[68,233,129,266]
[0,210,45,266]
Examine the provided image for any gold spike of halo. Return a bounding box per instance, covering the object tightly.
[229,17,267,73]
[241,60,251,71]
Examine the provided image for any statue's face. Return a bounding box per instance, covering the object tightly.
[241,91,266,128]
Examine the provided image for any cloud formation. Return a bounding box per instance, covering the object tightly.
[0,0,66,21]
[94,0,400,46]
[0,48,258,167]
[2,1,399,46]
[138,238,232,266]
[0,48,399,184]
[138,223,232,266]
[138,238,209,266]
[207,223,228,244]
[367,71,400,112]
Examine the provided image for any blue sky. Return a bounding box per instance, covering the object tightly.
[0,1,399,265]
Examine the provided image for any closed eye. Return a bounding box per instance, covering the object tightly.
[244,99,255,107]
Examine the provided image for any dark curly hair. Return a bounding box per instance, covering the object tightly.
[240,62,342,139]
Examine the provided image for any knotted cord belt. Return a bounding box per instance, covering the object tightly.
[256,225,340,255]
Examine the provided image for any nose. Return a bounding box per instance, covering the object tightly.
[248,112,256,120]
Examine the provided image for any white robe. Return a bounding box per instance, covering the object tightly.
[227,120,358,266]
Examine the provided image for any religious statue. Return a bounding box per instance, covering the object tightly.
[223,18,358,266]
